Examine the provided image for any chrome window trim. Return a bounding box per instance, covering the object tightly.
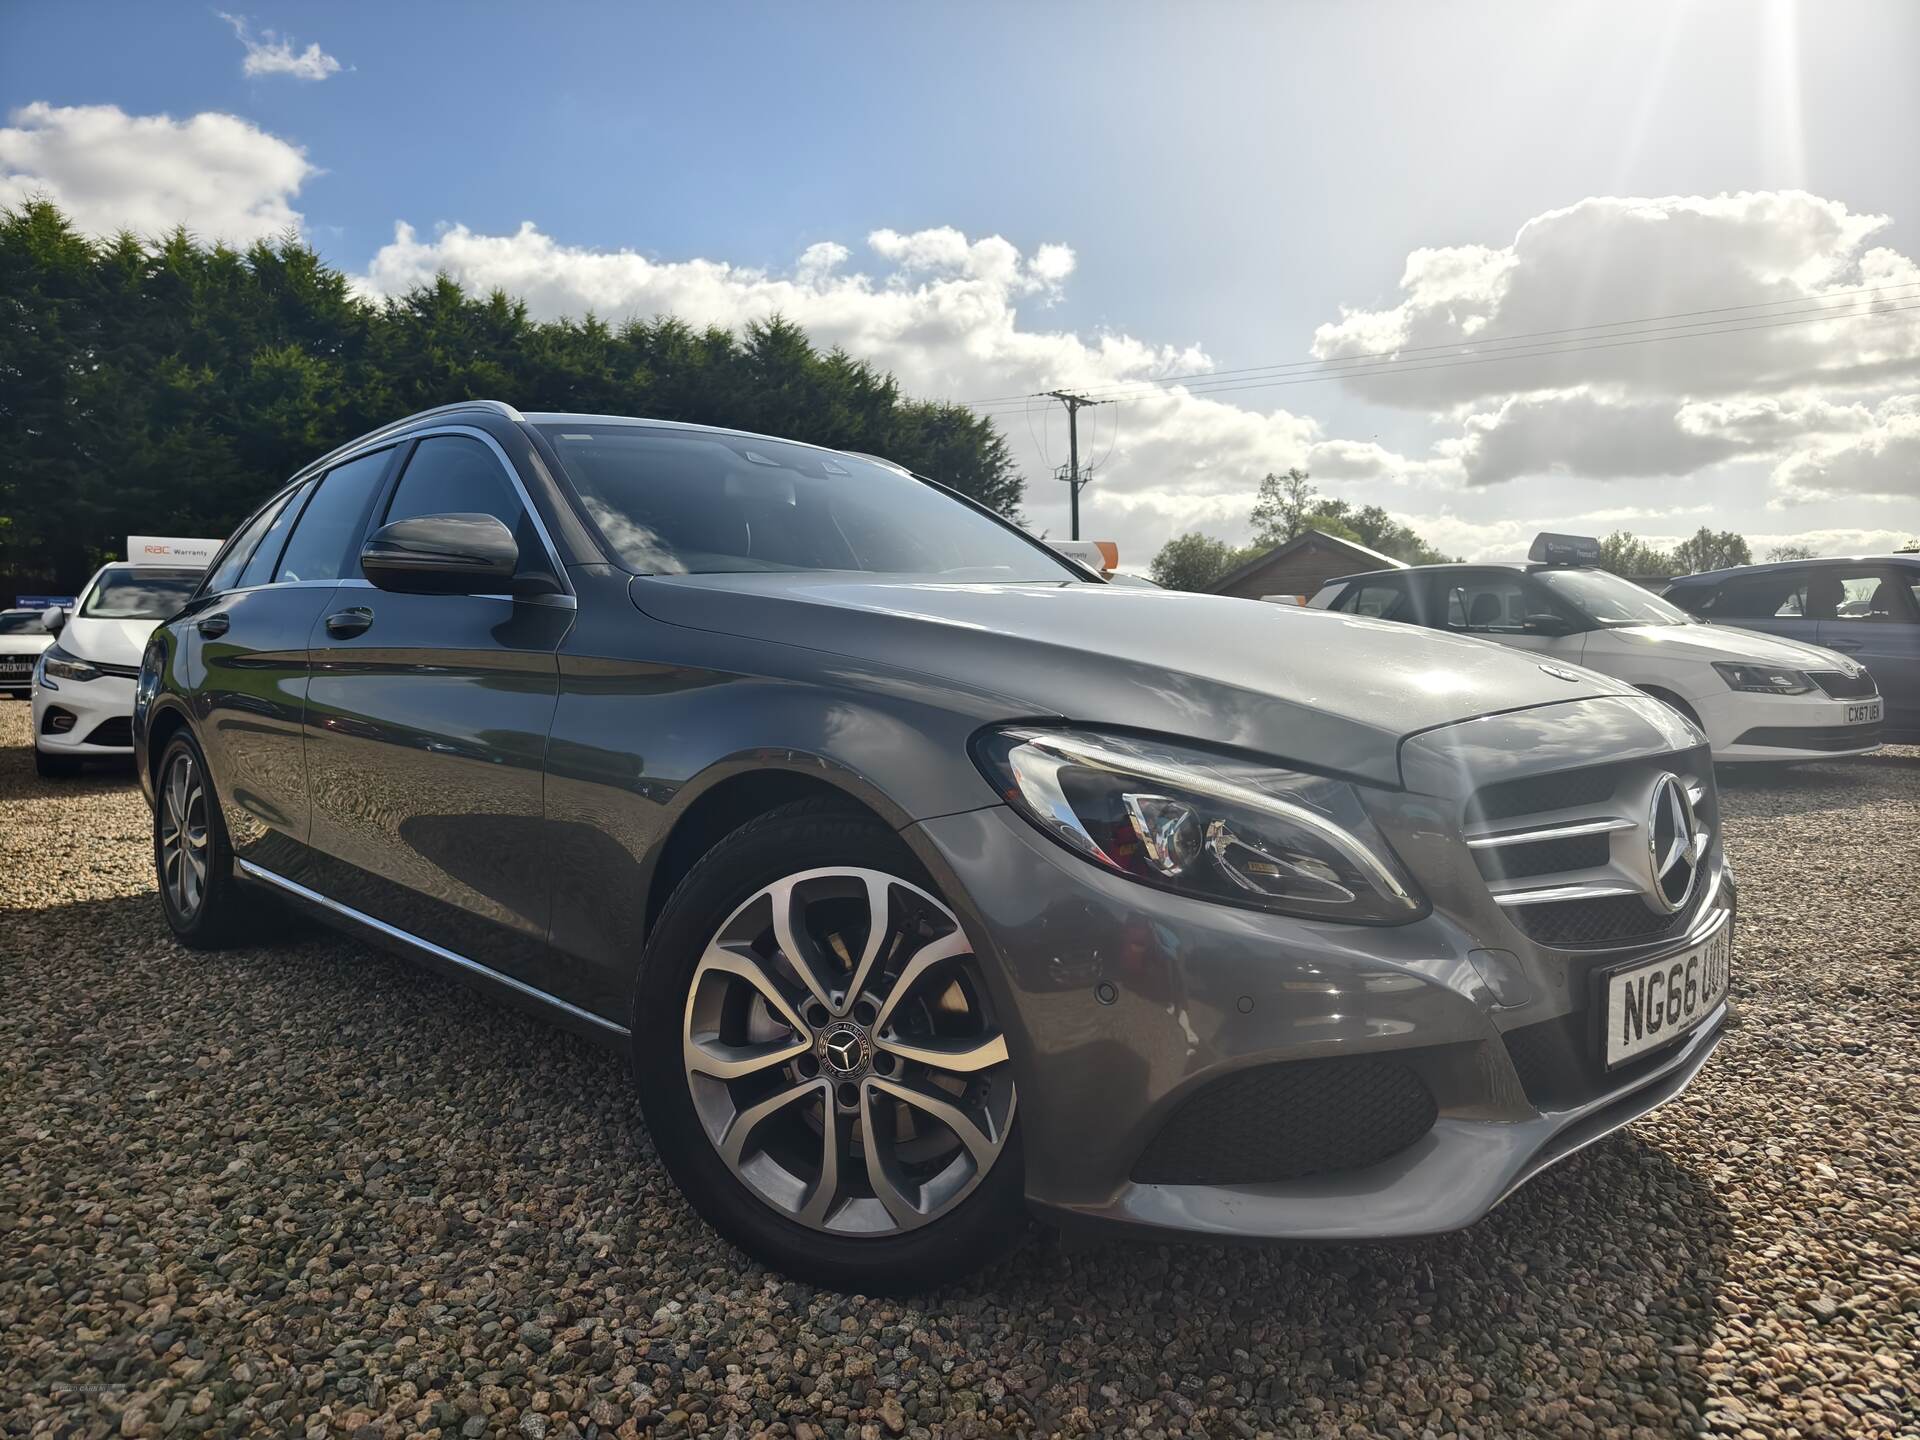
[204,425,574,605]
[235,860,627,1038]
[299,400,526,478]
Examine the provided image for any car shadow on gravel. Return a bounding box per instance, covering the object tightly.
[960,1138,1734,1431]
[5,888,1736,1437]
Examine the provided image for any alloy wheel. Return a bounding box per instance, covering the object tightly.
[159,750,210,919]
[681,867,1016,1235]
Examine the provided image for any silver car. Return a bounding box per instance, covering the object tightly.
[136,402,1733,1291]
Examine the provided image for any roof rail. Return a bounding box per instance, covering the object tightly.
[301,400,527,478]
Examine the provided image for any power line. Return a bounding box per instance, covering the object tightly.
[1092,399,1121,472]
[961,280,1920,413]
[963,296,1920,415]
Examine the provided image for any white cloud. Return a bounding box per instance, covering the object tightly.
[0,102,313,244]
[219,13,343,82]
[1769,396,1920,503]
[1307,192,1920,516]
[1452,391,1746,486]
[1314,192,1920,408]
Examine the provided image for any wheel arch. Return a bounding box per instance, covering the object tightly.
[141,698,195,797]
[1634,683,1704,728]
[641,759,910,941]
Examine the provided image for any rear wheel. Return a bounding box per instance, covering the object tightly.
[633,800,1023,1292]
[153,733,264,948]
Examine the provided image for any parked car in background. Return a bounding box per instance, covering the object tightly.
[136,402,1732,1291]
[1663,555,1919,743]
[33,560,207,776]
[0,609,56,697]
[1309,534,1883,764]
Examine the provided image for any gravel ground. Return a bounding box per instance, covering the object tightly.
[2,700,1915,1439]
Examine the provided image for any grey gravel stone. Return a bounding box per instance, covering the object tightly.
[0,704,1915,1438]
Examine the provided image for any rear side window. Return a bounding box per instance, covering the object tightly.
[276,449,393,583]
[204,491,294,594]
[237,480,313,589]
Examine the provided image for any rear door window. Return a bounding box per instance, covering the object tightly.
[237,480,314,589]
[203,490,294,594]
[275,449,394,583]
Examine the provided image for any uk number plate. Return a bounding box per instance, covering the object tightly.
[1603,924,1731,1067]
[1846,700,1882,724]
[0,657,30,675]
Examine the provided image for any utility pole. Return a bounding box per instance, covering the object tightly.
[1043,390,1106,539]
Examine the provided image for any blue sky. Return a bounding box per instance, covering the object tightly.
[6,1,1920,562]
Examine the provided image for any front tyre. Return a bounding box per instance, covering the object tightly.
[633,800,1024,1292]
[153,732,260,949]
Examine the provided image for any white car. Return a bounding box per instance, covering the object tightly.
[32,563,204,777]
[1309,538,1883,764]
[0,609,56,697]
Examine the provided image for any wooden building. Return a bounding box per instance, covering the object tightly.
[1209,529,1409,603]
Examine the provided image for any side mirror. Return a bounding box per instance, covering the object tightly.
[41,606,65,635]
[361,513,526,596]
[1522,612,1575,637]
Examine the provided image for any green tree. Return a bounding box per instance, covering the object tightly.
[1242,468,1453,563]
[1596,531,1677,577]
[1248,467,1315,547]
[1149,532,1256,591]
[1300,499,1453,564]
[1671,527,1752,576]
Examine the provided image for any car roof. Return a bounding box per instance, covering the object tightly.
[1317,560,1565,589]
[1666,554,1920,586]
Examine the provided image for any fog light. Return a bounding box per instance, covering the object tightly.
[43,707,76,734]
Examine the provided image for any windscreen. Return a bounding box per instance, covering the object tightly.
[1534,567,1698,627]
[0,612,45,635]
[78,567,202,620]
[540,425,1079,582]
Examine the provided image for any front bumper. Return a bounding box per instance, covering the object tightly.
[906,799,1732,1242]
[31,672,137,754]
[1694,686,1882,762]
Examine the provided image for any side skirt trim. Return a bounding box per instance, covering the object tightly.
[234,859,630,1039]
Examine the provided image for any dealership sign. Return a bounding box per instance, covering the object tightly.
[128,536,222,566]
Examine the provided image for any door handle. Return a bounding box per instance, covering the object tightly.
[1824,638,1865,652]
[196,613,230,638]
[325,607,374,639]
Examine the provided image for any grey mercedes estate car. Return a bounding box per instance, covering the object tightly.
[135,401,1733,1290]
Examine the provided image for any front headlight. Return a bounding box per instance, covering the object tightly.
[973,727,1426,924]
[39,643,100,684]
[1713,661,1813,695]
